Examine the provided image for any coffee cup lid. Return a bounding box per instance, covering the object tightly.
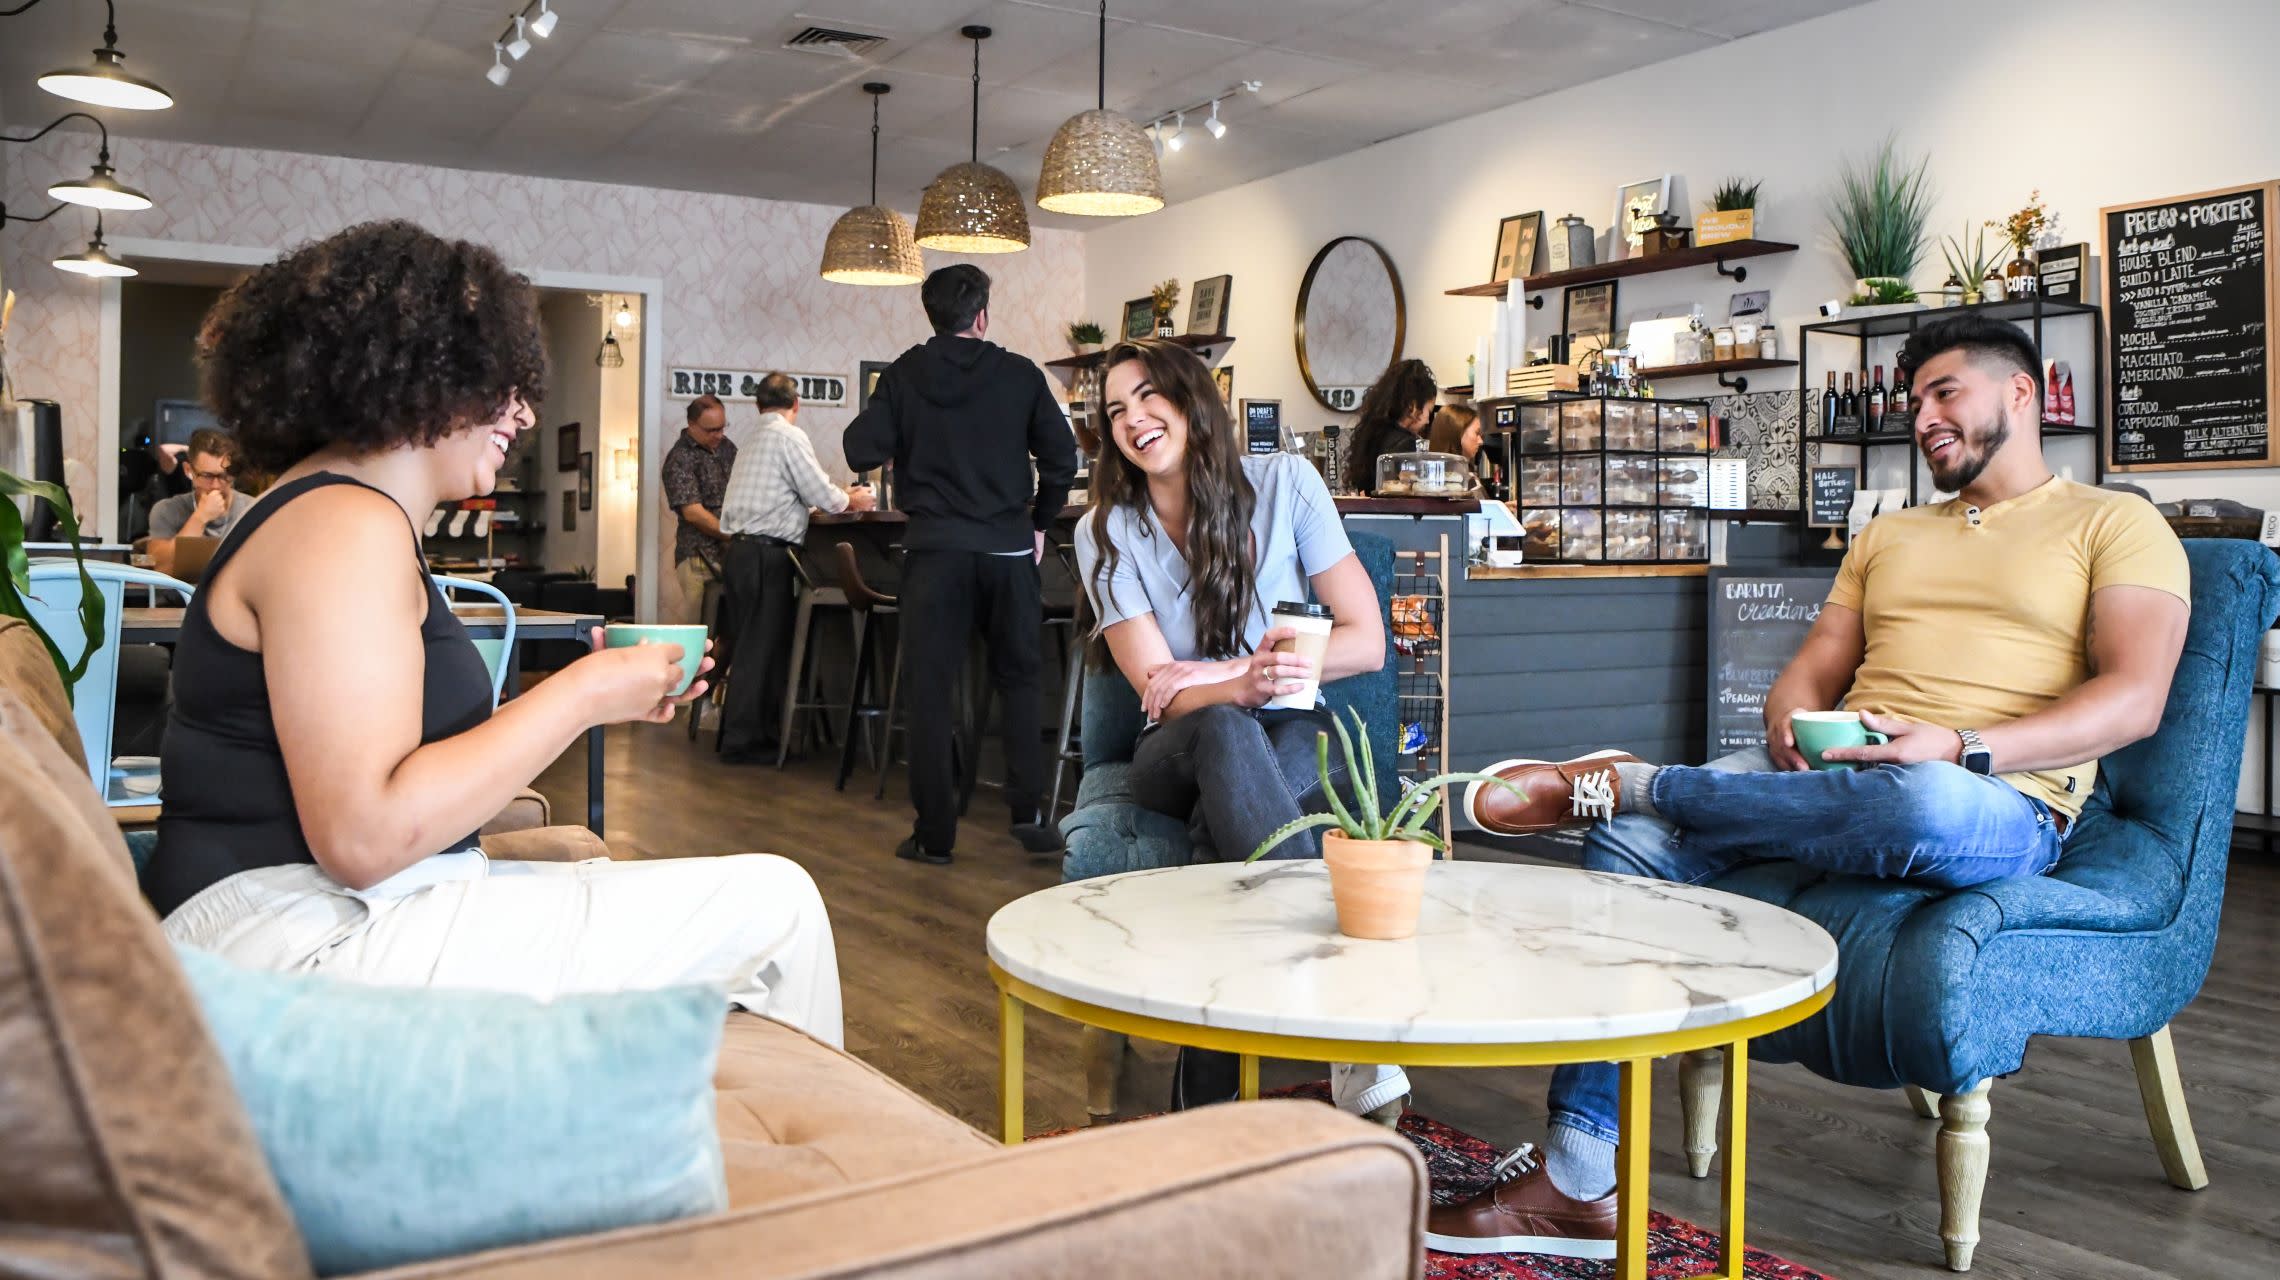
[1272,601,1334,619]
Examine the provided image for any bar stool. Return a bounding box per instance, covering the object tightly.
[773,548,848,766]
[686,572,726,742]
[833,541,901,792]
[1044,539,1087,815]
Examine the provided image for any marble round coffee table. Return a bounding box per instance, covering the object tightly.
[986,860,1838,1280]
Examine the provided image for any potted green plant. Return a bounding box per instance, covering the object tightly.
[1941,222,2007,307]
[1150,279,1180,338]
[1,466,105,704]
[1699,177,1761,247]
[1067,320,1105,356]
[1828,137,1934,302]
[1245,709,1520,940]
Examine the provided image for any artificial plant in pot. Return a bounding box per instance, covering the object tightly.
[1698,177,1761,247]
[1828,137,1934,300]
[1150,279,1180,338]
[1941,223,2007,307]
[1245,709,1520,940]
[1067,320,1105,355]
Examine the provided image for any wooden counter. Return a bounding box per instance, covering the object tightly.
[812,496,1481,526]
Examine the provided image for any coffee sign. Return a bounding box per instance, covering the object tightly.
[669,367,849,408]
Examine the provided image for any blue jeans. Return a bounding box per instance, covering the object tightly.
[1546,748,2068,1145]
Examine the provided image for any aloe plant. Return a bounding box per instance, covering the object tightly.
[1,467,104,704]
[1940,222,2006,297]
[1245,708,1522,861]
[1067,320,1105,345]
[1827,136,1935,282]
[1709,177,1761,212]
[1847,277,1919,306]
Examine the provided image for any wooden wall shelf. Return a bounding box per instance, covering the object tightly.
[1043,333,1232,370]
[1446,239,1799,299]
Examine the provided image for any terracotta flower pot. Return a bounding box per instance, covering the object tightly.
[1323,832,1433,940]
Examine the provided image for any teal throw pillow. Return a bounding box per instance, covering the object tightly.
[175,945,729,1276]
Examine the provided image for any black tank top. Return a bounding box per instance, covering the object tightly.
[145,473,493,917]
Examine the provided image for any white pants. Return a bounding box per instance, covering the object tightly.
[163,852,844,1048]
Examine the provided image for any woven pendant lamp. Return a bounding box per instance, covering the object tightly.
[915,26,1030,254]
[1036,3,1162,217]
[821,83,925,285]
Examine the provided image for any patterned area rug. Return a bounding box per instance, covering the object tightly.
[1052,1081,1836,1280]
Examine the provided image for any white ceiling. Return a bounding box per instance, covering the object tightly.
[0,0,1870,227]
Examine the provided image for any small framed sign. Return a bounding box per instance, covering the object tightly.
[1808,464,1857,535]
[2036,243,2087,304]
[1212,365,1234,405]
[577,452,595,511]
[1188,274,1232,336]
[555,421,581,472]
[1491,211,1542,284]
[1241,398,1283,455]
[1122,297,1156,341]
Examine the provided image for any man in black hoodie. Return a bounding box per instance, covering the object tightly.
[845,264,1078,865]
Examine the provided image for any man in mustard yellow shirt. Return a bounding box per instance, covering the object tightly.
[1429,313,2192,1260]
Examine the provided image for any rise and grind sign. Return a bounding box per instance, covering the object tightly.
[2102,182,2279,471]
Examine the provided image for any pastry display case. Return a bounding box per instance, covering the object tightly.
[1488,394,1711,564]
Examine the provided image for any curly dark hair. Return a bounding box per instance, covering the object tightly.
[199,219,548,473]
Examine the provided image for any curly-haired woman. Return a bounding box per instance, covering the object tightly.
[147,220,840,1042]
[1342,358,1438,494]
[1075,338,1405,1120]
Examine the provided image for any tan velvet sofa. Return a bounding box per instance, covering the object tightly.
[0,618,1428,1278]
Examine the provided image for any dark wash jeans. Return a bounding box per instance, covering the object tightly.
[1547,747,2068,1146]
[1128,703,1346,863]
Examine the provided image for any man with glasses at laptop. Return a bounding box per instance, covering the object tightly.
[147,427,256,580]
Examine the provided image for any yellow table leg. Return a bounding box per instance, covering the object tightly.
[1720,1041,1749,1278]
[1616,1058,1651,1280]
[1238,1053,1260,1100]
[999,988,1024,1145]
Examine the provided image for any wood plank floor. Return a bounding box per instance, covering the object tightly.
[536,720,2280,1279]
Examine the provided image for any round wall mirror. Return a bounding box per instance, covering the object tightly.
[1295,236,1406,413]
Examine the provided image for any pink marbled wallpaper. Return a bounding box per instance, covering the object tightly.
[1,134,1086,566]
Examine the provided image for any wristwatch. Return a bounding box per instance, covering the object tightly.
[1956,728,1993,776]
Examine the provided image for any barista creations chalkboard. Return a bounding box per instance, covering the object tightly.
[1706,569,1839,759]
[2102,182,2278,471]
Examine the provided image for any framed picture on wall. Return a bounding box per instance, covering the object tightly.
[1612,176,1672,260]
[1188,274,1232,336]
[1563,281,1619,366]
[1491,211,1542,284]
[555,422,581,472]
[1213,365,1234,405]
[858,361,893,414]
[577,452,594,511]
[561,490,576,532]
[1122,296,1155,341]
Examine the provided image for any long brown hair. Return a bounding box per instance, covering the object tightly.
[1343,358,1438,492]
[1085,339,1258,661]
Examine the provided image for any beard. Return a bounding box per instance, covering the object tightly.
[1926,408,2011,492]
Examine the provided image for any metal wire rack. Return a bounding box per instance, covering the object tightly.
[1390,535,1453,853]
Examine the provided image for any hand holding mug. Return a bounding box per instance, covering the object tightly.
[584,625,714,723]
[1816,711,1962,769]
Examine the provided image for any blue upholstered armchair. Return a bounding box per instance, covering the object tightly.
[1683,539,2280,1271]
[1056,531,1403,1115]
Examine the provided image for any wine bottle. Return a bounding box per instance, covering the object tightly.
[1869,364,1888,434]
[1891,370,1911,422]
[1841,373,1857,430]
[1822,371,1839,436]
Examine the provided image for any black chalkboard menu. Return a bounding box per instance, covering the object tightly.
[1808,466,1856,528]
[1706,570,1838,759]
[1242,398,1282,455]
[2102,182,2279,471]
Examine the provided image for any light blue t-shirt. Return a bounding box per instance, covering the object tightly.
[1074,452,1353,662]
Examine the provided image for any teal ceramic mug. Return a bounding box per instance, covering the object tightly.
[602,624,708,697]
[1789,710,1888,772]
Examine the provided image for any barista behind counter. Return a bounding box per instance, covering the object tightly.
[1341,360,1438,494]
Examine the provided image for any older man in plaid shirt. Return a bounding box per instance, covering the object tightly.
[715,373,874,762]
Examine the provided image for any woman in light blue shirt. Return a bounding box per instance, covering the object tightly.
[1075,338,1406,1121]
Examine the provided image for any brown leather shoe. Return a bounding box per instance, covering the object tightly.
[1425,1146,1617,1259]
[1463,750,1640,835]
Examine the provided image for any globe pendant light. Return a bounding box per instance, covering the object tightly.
[915,26,1029,255]
[1037,2,1163,217]
[820,83,925,286]
[38,1,174,111]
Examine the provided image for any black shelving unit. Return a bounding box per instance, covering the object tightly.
[1796,296,2104,511]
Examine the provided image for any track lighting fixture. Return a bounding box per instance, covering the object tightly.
[486,44,511,86]
[505,16,532,60]
[1206,99,1227,139]
[482,2,561,84]
[530,0,558,39]
[1164,112,1185,152]
[1146,82,1260,156]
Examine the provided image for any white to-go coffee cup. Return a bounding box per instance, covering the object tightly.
[1267,601,1335,710]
